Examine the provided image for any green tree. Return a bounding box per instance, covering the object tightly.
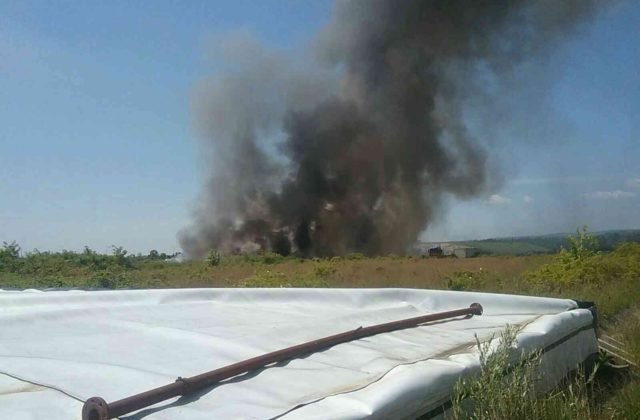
[111,246,131,268]
[1,241,20,259]
[560,225,598,263]
[0,241,21,272]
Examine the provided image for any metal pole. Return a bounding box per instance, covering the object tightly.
[82,303,483,420]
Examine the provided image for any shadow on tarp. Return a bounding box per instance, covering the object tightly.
[120,358,294,420]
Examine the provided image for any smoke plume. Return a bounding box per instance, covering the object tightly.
[180,0,598,258]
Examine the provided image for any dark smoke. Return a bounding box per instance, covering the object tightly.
[180,0,598,259]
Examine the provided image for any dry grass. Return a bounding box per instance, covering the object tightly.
[129,254,550,289]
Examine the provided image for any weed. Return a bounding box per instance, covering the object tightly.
[451,327,598,420]
[312,261,336,278]
[207,249,222,266]
[444,270,502,292]
[239,269,291,288]
[445,271,487,291]
[91,268,129,289]
[344,252,365,260]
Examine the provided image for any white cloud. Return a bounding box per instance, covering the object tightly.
[523,195,534,204]
[584,190,636,200]
[626,178,640,190]
[486,194,512,205]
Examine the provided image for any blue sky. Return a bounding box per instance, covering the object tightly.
[1,1,638,254]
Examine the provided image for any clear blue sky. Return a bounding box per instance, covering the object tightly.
[1,1,638,254]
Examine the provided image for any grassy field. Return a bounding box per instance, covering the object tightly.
[103,254,550,289]
[1,232,639,419]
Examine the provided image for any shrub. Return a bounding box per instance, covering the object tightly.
[451,327,598,419]
[207,249,221,267]
[111,246,132,268]
[238,269,291,288]
[312,261,336,279]
[260,252,285,264]
[344,252,365,260]
[0,241,21,272]
[524,241,640,292]
[445,270,497,291]
[237,261,334,288]
[91,269,128,289]
[1,241,20,259]
[562,225,599,262]
[77,247,110,270]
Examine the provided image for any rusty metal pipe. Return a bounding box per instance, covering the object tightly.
[82,303,483,420]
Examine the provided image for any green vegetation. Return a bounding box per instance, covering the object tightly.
[207,249,222,267]
[449,319,640,419]
[238,263,332,288]
[0,243,179,289]
[451,327,599,419]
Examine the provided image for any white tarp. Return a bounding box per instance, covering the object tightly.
[0,288,597,419]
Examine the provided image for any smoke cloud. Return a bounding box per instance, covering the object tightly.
[180,0,598,258]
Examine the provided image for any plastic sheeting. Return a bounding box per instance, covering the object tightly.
[0,288,597,419]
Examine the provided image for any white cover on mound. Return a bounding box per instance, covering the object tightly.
[0,288,597,420]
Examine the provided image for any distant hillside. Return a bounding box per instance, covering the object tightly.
[458,229,640,256]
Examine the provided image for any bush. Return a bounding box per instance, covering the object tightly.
[445,270,497,291]
[260,252,285,264]
[207,249,221,267]
[562,225,599,262]
[238,269,291,288]
[237,261,334,288]
[452,327,598,419]
[524,241,640,291]
[111,246,132,268]
[344,252,365,260]
[1,241,20,259]
[91,269,129,289]
[312,261,336,279]
[0,241,21,272]
[77,247,111,270]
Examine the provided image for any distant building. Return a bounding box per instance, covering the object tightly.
[441,244,478,258]
[452,246,478,258]
[410,242,478,258]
